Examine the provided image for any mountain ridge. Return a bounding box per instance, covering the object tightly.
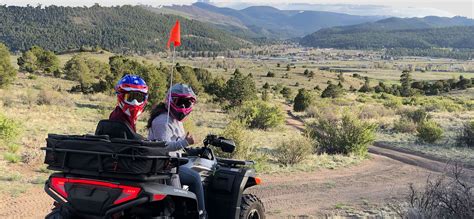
[0,5,250,53]
[300,17,474,49]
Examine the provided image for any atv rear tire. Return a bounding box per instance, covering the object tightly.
[240,194,265,219]
[45,207,63,219]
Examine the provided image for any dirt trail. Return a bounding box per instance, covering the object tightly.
[250,154,434,217]
[0,105,471,218]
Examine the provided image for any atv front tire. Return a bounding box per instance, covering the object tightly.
[240,194,265,219]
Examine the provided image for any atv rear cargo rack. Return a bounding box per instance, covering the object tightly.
[42,134,183,181]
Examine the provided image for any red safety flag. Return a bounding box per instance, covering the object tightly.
[167,20,181,49]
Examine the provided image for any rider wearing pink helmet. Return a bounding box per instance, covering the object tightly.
[147,84,206,218]
[165,83,197,121]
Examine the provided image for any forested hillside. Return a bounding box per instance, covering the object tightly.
[0,5,250,53]
[300,25,474,50]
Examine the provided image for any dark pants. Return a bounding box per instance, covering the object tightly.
[179,166,205,214]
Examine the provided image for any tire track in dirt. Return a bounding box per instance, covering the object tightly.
[249,154,435,217]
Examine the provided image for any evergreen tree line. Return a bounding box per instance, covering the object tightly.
[320,71,473,99]
[385,48,474,60]
[0,5,249,54]
[300,25,474,57]
[357,71,473,97]
[13,45,258,107]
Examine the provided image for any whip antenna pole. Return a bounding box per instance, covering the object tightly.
[166,46,175,124]
[165,19,181,124]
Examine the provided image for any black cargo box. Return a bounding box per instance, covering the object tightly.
[43,134,174,181]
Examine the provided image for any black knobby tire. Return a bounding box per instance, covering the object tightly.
[45,207,63,219]
[240,194,265,219]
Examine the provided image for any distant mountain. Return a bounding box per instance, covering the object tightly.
[153,3,383,39]
[300,17,474,49]
[326,16,474,32]
[0,5,250,53]
[219,3,456,18]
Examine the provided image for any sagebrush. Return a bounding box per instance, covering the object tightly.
[307,114,377,157]
[397,164,473,218]
[417,120,443,144]
[274,135,313,166]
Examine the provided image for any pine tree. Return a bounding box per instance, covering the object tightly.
[0,43,17,88]
[400,70,414,97]
[322,84,344,98]
[224,69,257,107]
[293,88,312,112]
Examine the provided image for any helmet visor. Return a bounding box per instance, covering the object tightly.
[124,91,147,103]
[172,97,195,108]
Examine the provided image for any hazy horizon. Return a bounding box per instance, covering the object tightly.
[0,0,472,18]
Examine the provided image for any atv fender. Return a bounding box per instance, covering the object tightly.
[207,167,258,219]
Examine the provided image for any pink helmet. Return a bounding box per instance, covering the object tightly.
[165,84,196,121]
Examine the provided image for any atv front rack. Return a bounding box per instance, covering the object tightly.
[216,158,254,167]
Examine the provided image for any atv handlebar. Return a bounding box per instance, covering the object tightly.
[203,134,236,153]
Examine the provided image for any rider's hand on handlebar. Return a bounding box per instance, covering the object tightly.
[185,132,195,145]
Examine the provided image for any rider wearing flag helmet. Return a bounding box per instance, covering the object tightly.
[109,74,148,132]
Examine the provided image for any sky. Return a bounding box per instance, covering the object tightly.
[1,0,473,18]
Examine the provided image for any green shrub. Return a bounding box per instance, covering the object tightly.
[266,71,275,77]
[219,121,253,160]
[37,88,58,105]
[417,120,443,143]
[36,88,73,106]
[393,118,417,133]
[0,43,17,88]
[3,152,21,163]
[17,46,59,75]
[403,108,428,123]
[30,176,47,184]
[0,113,21,144]
[235,100,284,130]
[409,97,464,112]
[293,88,312,112]
[321,84,344,98]
[262,82,270,90]
[280,87,293,99]
[274,135,313,166]
[27,74,37,80]
[382,96,403,109]
[6,144,21,153]
[456,120,474,148]
[0,171,22,181]
[307,114,377,157]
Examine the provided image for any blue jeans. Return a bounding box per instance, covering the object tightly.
[179,166,205,213]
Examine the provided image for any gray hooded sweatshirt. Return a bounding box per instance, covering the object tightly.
[148,113,188,154]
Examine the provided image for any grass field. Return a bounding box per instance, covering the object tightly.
[2,49,473,198]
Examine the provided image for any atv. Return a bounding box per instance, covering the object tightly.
[42,120,264,219]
